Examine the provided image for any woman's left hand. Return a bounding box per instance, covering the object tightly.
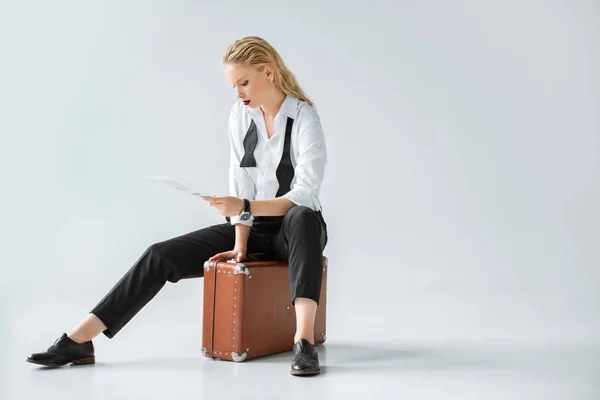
[202,195,244,217]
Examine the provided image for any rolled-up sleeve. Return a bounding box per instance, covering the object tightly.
[283,119,327,209]
[228,108,256,226]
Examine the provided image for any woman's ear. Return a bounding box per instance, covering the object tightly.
[264,64,274,83]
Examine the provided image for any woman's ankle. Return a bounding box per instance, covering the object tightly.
[67,331,91,344]
[67,314,106,343]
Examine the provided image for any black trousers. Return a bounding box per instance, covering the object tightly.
[90,206,328,338]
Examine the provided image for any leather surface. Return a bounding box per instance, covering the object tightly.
[202,256,327,361]
[291,338,320,373]
[27,333,95,366]
[201,263,217,358]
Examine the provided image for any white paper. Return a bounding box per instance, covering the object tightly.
[136,175,211,198]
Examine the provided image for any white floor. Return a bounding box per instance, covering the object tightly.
[3,283,600,400]
[4,339,600,400]
[3,294,599,400]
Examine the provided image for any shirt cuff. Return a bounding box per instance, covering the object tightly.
[229,214,254,227]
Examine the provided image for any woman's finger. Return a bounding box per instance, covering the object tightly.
[209,252,230,262]
[235,249,247,262]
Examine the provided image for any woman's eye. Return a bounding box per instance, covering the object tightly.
[232,80,249,88]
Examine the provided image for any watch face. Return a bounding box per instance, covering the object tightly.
[240,212,250,221]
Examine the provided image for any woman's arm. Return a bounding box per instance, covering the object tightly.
[209,222,250,263]
[249,197,296,216]
[235,223,250,247]
[279,119,327,209]
[228,106,256,227]
[248,118,326,216]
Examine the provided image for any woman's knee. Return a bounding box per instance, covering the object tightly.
[145,241,168,259]
[284,205,320,225]
[143,242,180,279]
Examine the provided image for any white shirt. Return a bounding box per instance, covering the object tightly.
[228,95,327,226]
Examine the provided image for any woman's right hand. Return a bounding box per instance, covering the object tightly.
[209,246,247,263]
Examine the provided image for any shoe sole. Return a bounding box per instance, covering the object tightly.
[290,368,320,376]
[26,356,95,367]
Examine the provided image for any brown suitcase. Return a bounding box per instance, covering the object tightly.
[201,254,328,362]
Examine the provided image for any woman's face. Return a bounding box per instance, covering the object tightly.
[225,63,272,109]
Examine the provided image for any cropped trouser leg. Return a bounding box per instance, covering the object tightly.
[90,222,262,338]
[271,206,328,306]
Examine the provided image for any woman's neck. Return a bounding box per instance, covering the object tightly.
[260,90,286,119]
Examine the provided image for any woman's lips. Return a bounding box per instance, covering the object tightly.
[243,100,251,105]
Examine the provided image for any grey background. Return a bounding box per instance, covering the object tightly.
[1,0,599,399]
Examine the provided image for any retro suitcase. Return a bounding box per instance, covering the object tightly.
[201,254,328,362]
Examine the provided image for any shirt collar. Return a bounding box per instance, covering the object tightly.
[247,95,298,119]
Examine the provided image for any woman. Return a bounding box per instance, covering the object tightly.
[26,36,328,377]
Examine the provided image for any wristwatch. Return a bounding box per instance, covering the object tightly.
[239,199,252,221]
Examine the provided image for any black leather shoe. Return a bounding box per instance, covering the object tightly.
[290,339,320,376]
[26,333,95,367]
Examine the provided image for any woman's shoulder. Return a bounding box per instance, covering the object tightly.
[295,98,321,125]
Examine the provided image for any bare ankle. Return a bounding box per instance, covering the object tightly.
[67,332,90,344]
[67,313,106,343]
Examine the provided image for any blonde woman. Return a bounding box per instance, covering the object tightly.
[27,36,328,376]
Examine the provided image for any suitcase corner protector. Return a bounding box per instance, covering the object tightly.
[234,263,249,275]
[232,351,248,362]
[201,348,211,358]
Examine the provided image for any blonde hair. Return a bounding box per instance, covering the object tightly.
[222,36,315,108]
